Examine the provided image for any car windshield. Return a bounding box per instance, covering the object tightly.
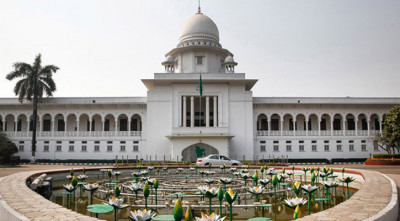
[221,156,230,160]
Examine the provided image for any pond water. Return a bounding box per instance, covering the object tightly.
[48,168,357,221]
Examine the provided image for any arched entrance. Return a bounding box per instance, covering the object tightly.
[182,143,219,162]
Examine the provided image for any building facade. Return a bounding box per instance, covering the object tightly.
[1,10,399,162]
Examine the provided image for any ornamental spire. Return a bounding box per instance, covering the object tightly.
[197,0,201,13]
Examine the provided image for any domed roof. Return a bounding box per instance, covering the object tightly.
[165,55,175,63]
[224,56,234,63]
[179,13,219,44]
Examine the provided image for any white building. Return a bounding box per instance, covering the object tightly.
[1,9,399,162]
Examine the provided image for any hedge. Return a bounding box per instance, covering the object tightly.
[373,154,400,159]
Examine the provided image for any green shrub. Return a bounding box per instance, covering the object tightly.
[373,154,400,159]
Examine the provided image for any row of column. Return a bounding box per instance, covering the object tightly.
[182,96,217,127]
[261,119,383,136]
[1,119,141,133]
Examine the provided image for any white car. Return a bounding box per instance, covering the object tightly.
[196,154,241,166]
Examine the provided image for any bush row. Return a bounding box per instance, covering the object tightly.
[373,154,400,159]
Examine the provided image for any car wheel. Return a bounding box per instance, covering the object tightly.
[205,163,210,166]
[232,163,238,166]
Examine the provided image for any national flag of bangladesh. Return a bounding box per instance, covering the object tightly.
[199,74,203,96]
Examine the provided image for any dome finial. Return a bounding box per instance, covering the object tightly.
[197,0,201,13]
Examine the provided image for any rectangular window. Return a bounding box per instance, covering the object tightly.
[336,140,342,144]
[324,145,330,152]
[133,146,139,152]
[56,146,62,152]
[374,143,379,151]
[299,140,304,144]
[56,141,62,144]
[120,119,128,131]
[312,145,317,152]
[349,145,355,152]
[375,119,380,130]
[286,141,291,144]
[324,140,329,143]
[286,145,292,152]
[312,140,317,144]
[44,145,49,152]
[273,145,279,152]
[273,140,279,144]
[69,146,74,152]
[347,119,355,130]
[120,146,126,152]
[107,141,113,144]
[19,141,24,144]
[81,146,87,152]
[133,141,139,144]
[82,141,87,144]
[337,145,342,152]
[349,140,354,143]
[361,145,367,151]
[362,119,368,130]
[260,145,266,152]
[107,146,113,152]
[260,141,266,144]
[105,119,110,131]
[18,145,24,151]
[43,119,51,131]
[121,141,126,144]
[94,146,100,152]
[299,145,304,152]
[69,141,74,144]
[196,56,203,65]
[44,141,49,144]
[95,141,100,144]
[361,140,366,143]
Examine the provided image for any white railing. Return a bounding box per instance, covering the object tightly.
[2,130,142,137]
[345,130,356,136]
[308,130,319,136]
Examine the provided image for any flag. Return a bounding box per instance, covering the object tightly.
[199,74,203,96]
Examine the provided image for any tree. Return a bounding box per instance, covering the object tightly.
[6,54,59,163]
[373,105,400,154]
[0,132,18,164]
[383,105,400,154]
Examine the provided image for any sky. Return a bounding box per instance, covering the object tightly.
[0,0,399,98]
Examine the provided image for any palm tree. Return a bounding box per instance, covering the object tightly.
[6,54,59,163]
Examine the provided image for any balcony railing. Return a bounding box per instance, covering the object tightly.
[257,130,380,137]
[2,131,142,137]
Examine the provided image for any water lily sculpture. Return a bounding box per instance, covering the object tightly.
[115,185,121,197]
[266,169,275,179]
[63,183,76,193]
[129,209,155,221]
[219,178,232,191]
[140,170,149,176]
[217,186,224,215]
[271,175,278,204]
[319,172,329,181]
[339,177,355,199]
[310,172,316,186]
[174,199,183,221]
[185,206,193,221]
[302,167,309,183]
[252,170,259,186]
[292,181,302,197]
[153,178,159,206]
[247,185,264,202]
[199,186,218,215]
[241,173,252,186]
[301,185,318,214]
[232,172,240,178]
[230,167,237,172]
[108,169,113,184]
[204,179,214,186]
[220,164,226,173]
[195,212,226,221]
[322,181,339,203]
[283,197,307,209]
[77,174,88,181]
[143,182,150,209]
[108,197,129,221]
[125,182,143,200]
[83,183,99,204]
[224,188,237,221]
[259,178,270,188]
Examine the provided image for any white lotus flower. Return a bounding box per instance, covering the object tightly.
[190,167,195,171]
[233,172,240,176]
[63,183,75,192]
[322,181,339,187]
[148,166,154,170]
[77,174,88,180]
[177,168,184,171]
[204,179,214,183]
[248,185,264,195]
[196,212,226,221]
[140,170,149,175]
[230,168,237,171]
[283,197,307,207]
[301,184,318,193]
[220,178,232,183]
[147,178,155,185]
[287,171,294,175]
[113,171,122,176]
[108,197,128,209]
[83,183,98,191]
[100,169,108,172]
[241,169,249,173]
[66,175,72,180]
[130,209,156,221]
[125,183,144,192]
[132,172,141,177]
[200,186,219,195]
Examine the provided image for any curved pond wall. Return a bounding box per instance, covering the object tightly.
[0,168,397,221]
